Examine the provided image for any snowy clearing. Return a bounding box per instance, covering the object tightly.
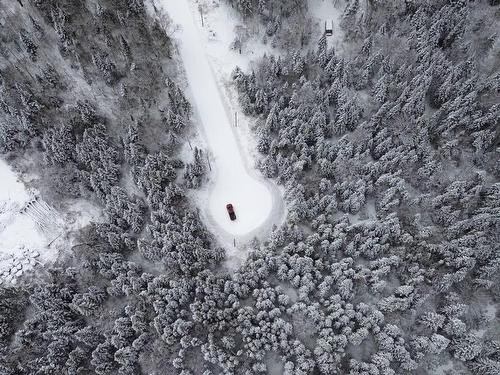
[158,0,284,248]
[0,159,58,284]
[308,0,345,51]
[0,159,102,285]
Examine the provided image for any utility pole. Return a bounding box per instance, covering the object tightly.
[206,154,211,171]
[235,112,238,127]
[199,6,204,27]
[188,139,192,150]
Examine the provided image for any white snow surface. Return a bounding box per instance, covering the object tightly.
[158,0,284,246]
[308,0,345,51]
[0,159,53,284]
[0,159,102,284]
[0,160,46,254]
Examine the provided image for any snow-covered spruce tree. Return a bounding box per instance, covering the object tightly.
[184,147,207,189]
[227,0,499,373]
[1,0,499,374]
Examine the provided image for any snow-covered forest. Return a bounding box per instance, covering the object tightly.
[0,0,499,374]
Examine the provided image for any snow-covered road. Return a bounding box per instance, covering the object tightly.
[159,0,283,243]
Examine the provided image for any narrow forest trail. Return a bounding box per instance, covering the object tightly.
[159,0,284,249]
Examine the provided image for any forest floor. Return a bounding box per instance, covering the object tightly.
[157,0,285,258]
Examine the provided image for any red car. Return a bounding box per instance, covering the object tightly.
[226,203,236,221]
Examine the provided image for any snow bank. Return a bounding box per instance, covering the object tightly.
[158,0,284,248]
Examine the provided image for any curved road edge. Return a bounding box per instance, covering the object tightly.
[155,0,286,253]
